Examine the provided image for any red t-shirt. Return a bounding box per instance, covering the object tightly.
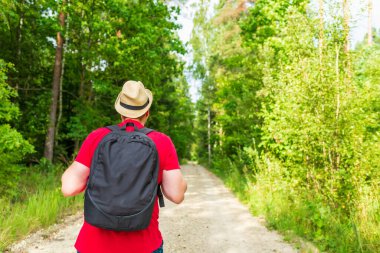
[74,119,180,253]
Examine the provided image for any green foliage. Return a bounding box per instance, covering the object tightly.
[256,9,371,211]
[66,100,114,142]
[0,125,34,197]
[0,61,19,121]
[193,0,380,252]
[0,60,34,197]
[60,0,193,160]
[0,0,194,161]
[149,77,194,160]
[0,0,56,151]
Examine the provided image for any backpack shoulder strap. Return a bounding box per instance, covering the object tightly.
[139,127,155,135]
[106,125,121,132]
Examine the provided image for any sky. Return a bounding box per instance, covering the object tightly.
[174,0,380,101]
[174,0,219,101]
[175,0,380,46]
[351,0,380,45]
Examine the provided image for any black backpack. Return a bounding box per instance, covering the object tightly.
[84,122,164,231]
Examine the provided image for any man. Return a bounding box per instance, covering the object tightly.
[61,80,187,253]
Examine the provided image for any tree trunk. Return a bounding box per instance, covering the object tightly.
[343,0,352,79]
[79,9,86,99]
[334,45,341,171]
[318,0,324,64]
[15,8,24,91]
[368,0,373,46]
[343,0,350,53]
[207,106,211,167]
[44,2,66,162]
[56,0,70,148]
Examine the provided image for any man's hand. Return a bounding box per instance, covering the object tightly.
[61,161,90,197]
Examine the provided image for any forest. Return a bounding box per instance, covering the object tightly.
[0,0,379,252]
[192,0,379,252]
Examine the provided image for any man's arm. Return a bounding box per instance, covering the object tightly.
[61,161,90,197]
[162,169,187,204]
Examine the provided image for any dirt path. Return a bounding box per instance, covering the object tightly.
[10,164,297,253]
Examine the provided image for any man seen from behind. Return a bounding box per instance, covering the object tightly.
[61,80,187,253]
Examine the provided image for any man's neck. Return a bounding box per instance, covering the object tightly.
[122,117,145,125]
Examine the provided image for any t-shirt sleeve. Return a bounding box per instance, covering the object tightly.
[75,128,108,168]
[162,136,180,171]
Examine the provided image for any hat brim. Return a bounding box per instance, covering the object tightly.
[114,89,153,118]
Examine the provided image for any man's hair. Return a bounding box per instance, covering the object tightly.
[136,113,146,121]
[122,112,147,121]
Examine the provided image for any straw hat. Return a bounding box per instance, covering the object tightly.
[114,80,153,118]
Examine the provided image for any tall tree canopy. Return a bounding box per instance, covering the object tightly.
[0,0,194,199]
[0,0,194,163]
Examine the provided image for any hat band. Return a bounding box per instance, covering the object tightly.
[120,99,149,111]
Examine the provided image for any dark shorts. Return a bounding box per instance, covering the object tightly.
[152,241,164,253]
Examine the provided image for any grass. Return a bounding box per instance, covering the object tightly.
[0,164,83,252]
[206,157,380,253]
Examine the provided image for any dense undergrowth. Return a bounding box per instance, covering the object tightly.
[207,156,380,253]
[0,162,82,252]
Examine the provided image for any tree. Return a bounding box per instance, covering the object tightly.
[368,0,373,46]
[343,0,350,52]
[44,0,66,161]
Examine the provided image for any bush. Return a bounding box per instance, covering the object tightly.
[0,60,34,198]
